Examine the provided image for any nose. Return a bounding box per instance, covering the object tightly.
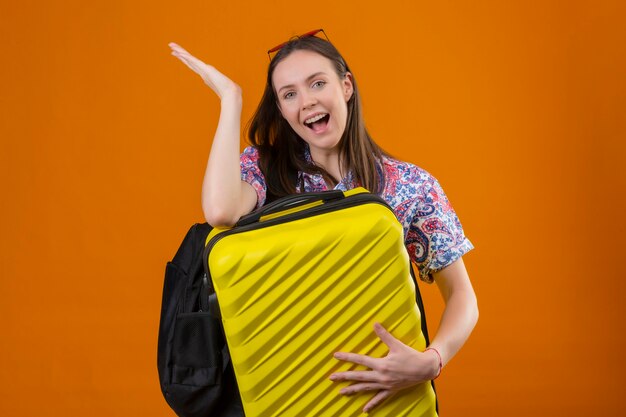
[300,90,317,110]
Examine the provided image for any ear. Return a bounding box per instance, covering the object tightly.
[342,72,354,101]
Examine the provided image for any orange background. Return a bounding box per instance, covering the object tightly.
[1,0,625,415]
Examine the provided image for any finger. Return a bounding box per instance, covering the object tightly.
[168,43,190,54]
[373,322,404,350]
[172,54,198,73]
[330,370,380,382]
[338,382,388,395]
[363,389,393,413]
[334,351,379,369]
[171,50,197,65]
[169,47,204,67]
[171,53,209,78]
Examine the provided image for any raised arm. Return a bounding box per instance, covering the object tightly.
[169,42,257,227]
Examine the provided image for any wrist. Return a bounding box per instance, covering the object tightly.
[220,84,242,102]
[220,91,242,108]
[424,347,443,380]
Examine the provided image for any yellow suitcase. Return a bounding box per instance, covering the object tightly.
[204,188,438,416]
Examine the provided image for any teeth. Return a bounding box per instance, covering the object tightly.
[305,113,327,124]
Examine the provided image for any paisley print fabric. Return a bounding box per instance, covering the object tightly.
[239,145,474,283]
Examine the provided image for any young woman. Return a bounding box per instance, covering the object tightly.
[169,31,478,413]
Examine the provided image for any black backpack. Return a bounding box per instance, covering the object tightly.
[157,169,292,417]
[157,222,244,417]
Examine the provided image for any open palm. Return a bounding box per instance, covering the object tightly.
[169,42,241,100]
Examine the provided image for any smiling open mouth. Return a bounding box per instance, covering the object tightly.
[304,113,330,132]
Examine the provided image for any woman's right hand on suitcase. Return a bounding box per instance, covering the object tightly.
[169,42,242,102]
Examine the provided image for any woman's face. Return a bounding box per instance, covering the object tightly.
[272,49,353,158]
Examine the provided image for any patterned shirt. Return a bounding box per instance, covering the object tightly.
[240,145,474,283]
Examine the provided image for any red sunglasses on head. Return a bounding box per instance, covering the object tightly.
[267,29,330,60]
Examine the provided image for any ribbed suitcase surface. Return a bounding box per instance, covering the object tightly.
[205,189,438,416]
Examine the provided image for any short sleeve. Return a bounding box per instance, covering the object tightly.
[406,174,474,283]
[240,146,267,209]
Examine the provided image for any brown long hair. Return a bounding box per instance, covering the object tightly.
[247,36,387,198]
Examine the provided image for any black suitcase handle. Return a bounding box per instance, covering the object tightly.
[236,190,345,227]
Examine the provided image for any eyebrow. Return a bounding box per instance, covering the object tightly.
[276,72,328,94]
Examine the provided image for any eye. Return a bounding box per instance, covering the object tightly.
[312,80,326,89]
[283,91,295,100]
